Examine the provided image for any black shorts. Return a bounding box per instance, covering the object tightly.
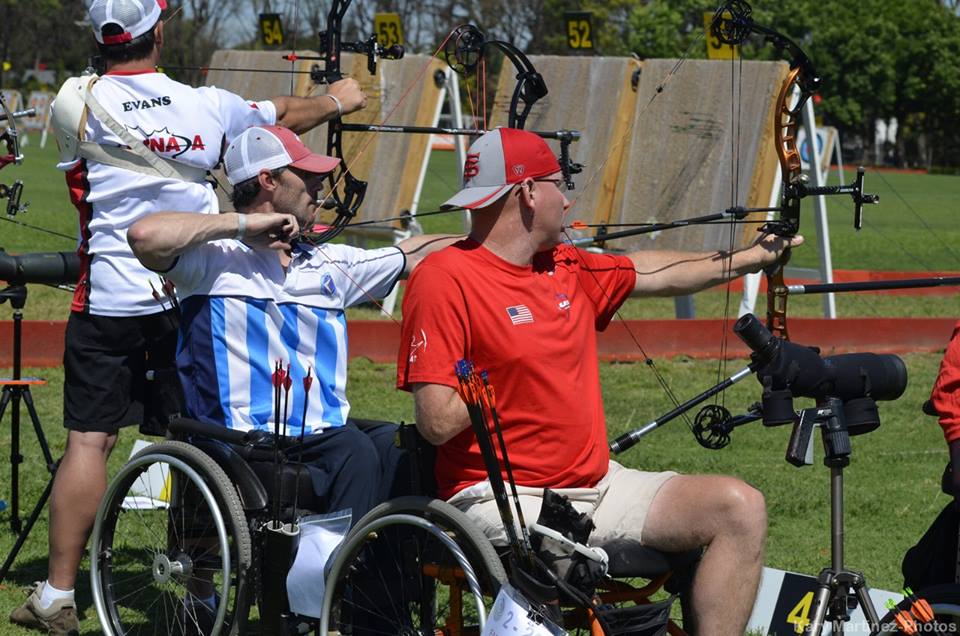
[63,310,179,434]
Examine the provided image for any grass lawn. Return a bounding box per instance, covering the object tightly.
[0,352,951,634]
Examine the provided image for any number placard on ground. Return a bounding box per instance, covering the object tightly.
[565,11,594,50]
[375,13,403,48]
[259,13,284,47]
[747,567,901,635]
[704,11,738,60]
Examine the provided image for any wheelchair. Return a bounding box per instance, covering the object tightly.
[89,416,698,636]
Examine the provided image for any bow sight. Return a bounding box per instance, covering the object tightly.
[306,34,404,85]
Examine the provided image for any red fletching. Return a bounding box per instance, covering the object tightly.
[569,220,588,230]
[303,366,314,391]
[272,360,282,387]
[149,280,162,302]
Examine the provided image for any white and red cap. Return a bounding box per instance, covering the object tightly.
[442,128,561,210]
[88,0,167,45]
[224,125,341,185]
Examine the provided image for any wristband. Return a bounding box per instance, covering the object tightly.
[324,93,344,118]
[234,214,246,240]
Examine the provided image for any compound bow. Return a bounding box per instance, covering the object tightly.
[712,0,879,341]
[0,92,31,217]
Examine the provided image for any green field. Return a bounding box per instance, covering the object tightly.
[0,355,951,634]
[0,136,958,633]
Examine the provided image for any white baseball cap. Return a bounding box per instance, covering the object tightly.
[442,128,562,210]
[224,125,341,185]
[88,0,167,45]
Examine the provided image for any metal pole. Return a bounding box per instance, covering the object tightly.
[801,98,837,319]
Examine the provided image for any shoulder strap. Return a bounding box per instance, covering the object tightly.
[78,77,207,183]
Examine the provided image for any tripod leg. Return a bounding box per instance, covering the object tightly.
[852,578,879,632]
[21,387,56,469]
[0,385,10,422]
[5,386,23,534]
[0,474,53,583]
[807,573,834,636]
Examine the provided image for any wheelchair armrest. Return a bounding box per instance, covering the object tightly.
[168,417,256,446]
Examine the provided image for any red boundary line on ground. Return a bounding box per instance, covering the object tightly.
[1,318,954,368]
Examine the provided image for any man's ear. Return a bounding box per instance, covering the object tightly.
[516,178,535,211]
[154,20,164,49]
[258,168,281,191]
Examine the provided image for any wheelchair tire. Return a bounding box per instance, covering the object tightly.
[872,584,960,635]
[90,441,253,636]
[320,496,507,634]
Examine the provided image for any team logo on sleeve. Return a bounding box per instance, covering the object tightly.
[408,329,427,363]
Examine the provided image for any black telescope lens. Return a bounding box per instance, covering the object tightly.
[0,250,80,287]
[823,352,908,402]
[734,313,779,363]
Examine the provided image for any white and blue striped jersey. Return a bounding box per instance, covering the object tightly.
[167,239,404,435]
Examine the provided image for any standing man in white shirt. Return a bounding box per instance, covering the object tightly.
[11,1,366,632]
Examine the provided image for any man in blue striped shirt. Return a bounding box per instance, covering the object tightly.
[128,124,457,522]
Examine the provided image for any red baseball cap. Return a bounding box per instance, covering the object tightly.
[442,128,561,210]
[224,125,341,185]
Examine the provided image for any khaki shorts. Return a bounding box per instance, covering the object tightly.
[447,461,677,548]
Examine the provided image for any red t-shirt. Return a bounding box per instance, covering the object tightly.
[930,321,960,443]
[396,239,636,499]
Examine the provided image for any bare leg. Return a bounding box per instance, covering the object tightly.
[641,474,766,636]
[48,430,117,590]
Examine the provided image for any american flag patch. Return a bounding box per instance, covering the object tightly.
[506,305,534,325]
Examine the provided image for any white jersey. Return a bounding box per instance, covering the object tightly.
[167,241,405,434]
[55,70,276,316]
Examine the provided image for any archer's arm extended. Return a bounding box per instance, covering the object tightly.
[629,232,804,297]
[273,78,367,133]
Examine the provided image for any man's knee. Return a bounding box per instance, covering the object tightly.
[64,430,118,460]
[338,425,380,458]
[715,477,766,537]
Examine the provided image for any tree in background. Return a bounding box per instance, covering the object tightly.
[5,0,957,168]
[0,0,88,88]
[159,0,247,86]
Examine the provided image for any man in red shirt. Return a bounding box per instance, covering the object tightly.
[928,322,960,496]
[396,127,803,636]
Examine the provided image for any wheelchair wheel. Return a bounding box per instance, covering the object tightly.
[90,441,253,636]
[872,584,960,635]
[321,496,507,635]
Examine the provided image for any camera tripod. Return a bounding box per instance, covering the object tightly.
[794,397,882,635]
[0,284,59,583]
